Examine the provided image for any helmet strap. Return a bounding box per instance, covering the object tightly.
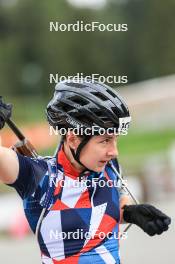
[70,135,92,169]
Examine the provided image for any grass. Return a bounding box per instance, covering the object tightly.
[118,129,175,173]
[118,130,174,154]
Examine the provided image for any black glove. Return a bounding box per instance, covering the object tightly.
[0,96,12,129]
[123,204,171,236]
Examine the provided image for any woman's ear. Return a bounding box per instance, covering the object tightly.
[66,132,80,150]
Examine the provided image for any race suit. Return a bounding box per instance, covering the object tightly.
[7,144,126,264]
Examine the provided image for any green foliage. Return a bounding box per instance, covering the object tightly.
[0,0,175,96]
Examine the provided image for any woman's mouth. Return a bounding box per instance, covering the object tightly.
[99,160,108,165]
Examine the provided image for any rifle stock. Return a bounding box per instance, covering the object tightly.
[6,119,38,158]
[12,139,38,158]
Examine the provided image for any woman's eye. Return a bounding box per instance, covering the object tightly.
[101,139,110,143]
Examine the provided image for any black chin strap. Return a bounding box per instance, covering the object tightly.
[70,135,92,169]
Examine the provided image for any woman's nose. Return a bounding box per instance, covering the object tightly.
[107,143,119,158]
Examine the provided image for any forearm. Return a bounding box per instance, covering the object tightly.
[0,135,19,184]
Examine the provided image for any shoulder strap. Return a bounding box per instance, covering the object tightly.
[105,158,120,181]
[40,157,64,209]
[35,157,64,237]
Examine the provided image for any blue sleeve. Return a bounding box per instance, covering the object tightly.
[7,153,48,199]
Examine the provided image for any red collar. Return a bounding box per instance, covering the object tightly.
[57,146,82,179]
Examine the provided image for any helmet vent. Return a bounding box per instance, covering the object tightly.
[94,110,111,122]
[91,92,107,101]
[107,89,117,98]
[94,110,104,116]
[60,103,74,112]
[111,107,121,116]
[71,96,88,106]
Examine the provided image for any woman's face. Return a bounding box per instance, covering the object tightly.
[79,134,119,172]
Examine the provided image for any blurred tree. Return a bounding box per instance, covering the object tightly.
[0,0,175,97]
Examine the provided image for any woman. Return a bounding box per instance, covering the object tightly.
[0,81,171,264]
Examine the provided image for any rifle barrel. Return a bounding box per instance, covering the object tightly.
[6,119,25,141]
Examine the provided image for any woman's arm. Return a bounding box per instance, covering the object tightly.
[0,136,19,184]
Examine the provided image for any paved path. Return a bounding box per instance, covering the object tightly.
[120,199,175,264]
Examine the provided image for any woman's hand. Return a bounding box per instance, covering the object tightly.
[0,96,12,129]
[122,204,171,236]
